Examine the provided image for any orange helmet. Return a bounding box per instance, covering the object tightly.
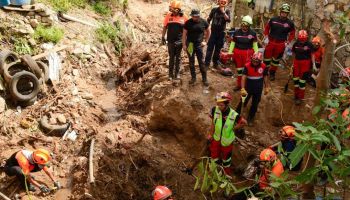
[152,186,172,200]
[169,0,181,9]
[33,148,51,165]
[281,125,295,137]
[298,30,308,42]
[215,92,232,103]
[218,0,227,6]
[312,36,321,45]
[260,148,277,162]
[342,108,350,120]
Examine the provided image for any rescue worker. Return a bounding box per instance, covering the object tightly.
[152,185,173,200]
[270,125,302,171]
[208,92,247,175]
[204,0,231,69]
[258,148,284,190]
[230,15,259,91]
[309,36,324,87]
[292,30,314,105]
[239,52,270,126]
[162,0,188,80]
[4,148,61,193]
[263,3,295,81]
[182,9,211,86]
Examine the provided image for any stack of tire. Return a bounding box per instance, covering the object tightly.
[0,50,49,106]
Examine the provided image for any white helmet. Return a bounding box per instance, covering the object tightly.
[242,15,253,25]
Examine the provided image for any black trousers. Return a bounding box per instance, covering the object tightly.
[236,81,263,121]
[4,165,28,188]
[205,31,225,66]
[187,42,207,82]
[168,41,182,78]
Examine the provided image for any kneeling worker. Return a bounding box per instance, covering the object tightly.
[208,92,247,175]
[4,148,61,193]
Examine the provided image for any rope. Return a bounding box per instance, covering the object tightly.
[269,86,286,126]
[23,172,32,200]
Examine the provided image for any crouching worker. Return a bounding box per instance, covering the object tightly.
[4,148,61,193]
[270,125,302,171]
[208,92,247,175]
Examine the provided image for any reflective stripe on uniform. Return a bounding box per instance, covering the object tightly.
[293,77,299,87]
[222,157,232,167]
[299,79,306,89]
[237,68,244,76]
[247,76,263,80]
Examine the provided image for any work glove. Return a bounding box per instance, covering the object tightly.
[264,87,271,95]
[54,181,61,189]
[240,88,248,97]
[161,37,166,45]
[39,185,50,193]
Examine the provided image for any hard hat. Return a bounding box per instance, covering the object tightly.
[312,36,321,44]
[215,92,232,103]
[340,67,350,77]
[152,186,172,200]
[242,15,253,25]
[298,30,308,42]
[260,148,277,162]
[33,148,51,165]
[342,108,350,120]
[251,52,263,63]
[279,3,291,13]
[281,125,295,137]
[169,0,181,9]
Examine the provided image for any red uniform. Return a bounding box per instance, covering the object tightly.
[292,41,314,100]
[312,46,324,68]
[264,17,295,76]
[231,29,257,88]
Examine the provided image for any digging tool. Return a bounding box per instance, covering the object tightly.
[184,140,210,175]
[284,66,293,93]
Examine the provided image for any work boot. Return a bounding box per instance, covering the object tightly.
[203,80,209,87]
[269,73,275,81]
[189,78,196,85]
[205,64,210,70]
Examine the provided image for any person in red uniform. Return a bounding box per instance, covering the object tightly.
[230,15,259,91]
[309,36,324,87]
[292,30,314,105]
[238,52,270,126]
[4,148,61,193]
[263,3,295,81]
[208,92,247,175]
[162,0,188,80]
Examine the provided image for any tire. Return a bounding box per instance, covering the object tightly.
[3,62,31,83]
[18,96,37,107]
[9,71,40,102]
[36,61,49,83]
[0,50,19,75]
[20,55,42,80]
[40,116,70,136]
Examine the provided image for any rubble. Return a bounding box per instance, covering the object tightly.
[0,97,6,113]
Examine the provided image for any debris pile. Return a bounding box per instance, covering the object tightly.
[0,50,49,106]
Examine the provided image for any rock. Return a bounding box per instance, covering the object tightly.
[49,117,57,125]
[29,19,39,28]
[27,11,35,16]
[39,9,53,17]
[28,38,36,46]
[72,69,79,76]
[34,15,42,21]
[345,57,350,67]
[0,97,5,113]
[324,3,335,13]
[81,93,94,100]
[57,114,67,124]
[20,119,31,129]
[41,16,53,24]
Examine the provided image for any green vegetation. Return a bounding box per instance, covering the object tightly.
[95,21,124,54]
[13,38,32,55]
[34,25,64,44]
[92,2,112,16]
[39,0,88,12]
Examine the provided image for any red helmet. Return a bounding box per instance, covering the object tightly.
[152,186,172,200]
[298,30,308,42]
[251,52,263,63]
[340,67,350,78]
[280,125,295,137]
[215,92,232,103]
[260,148,277,162]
